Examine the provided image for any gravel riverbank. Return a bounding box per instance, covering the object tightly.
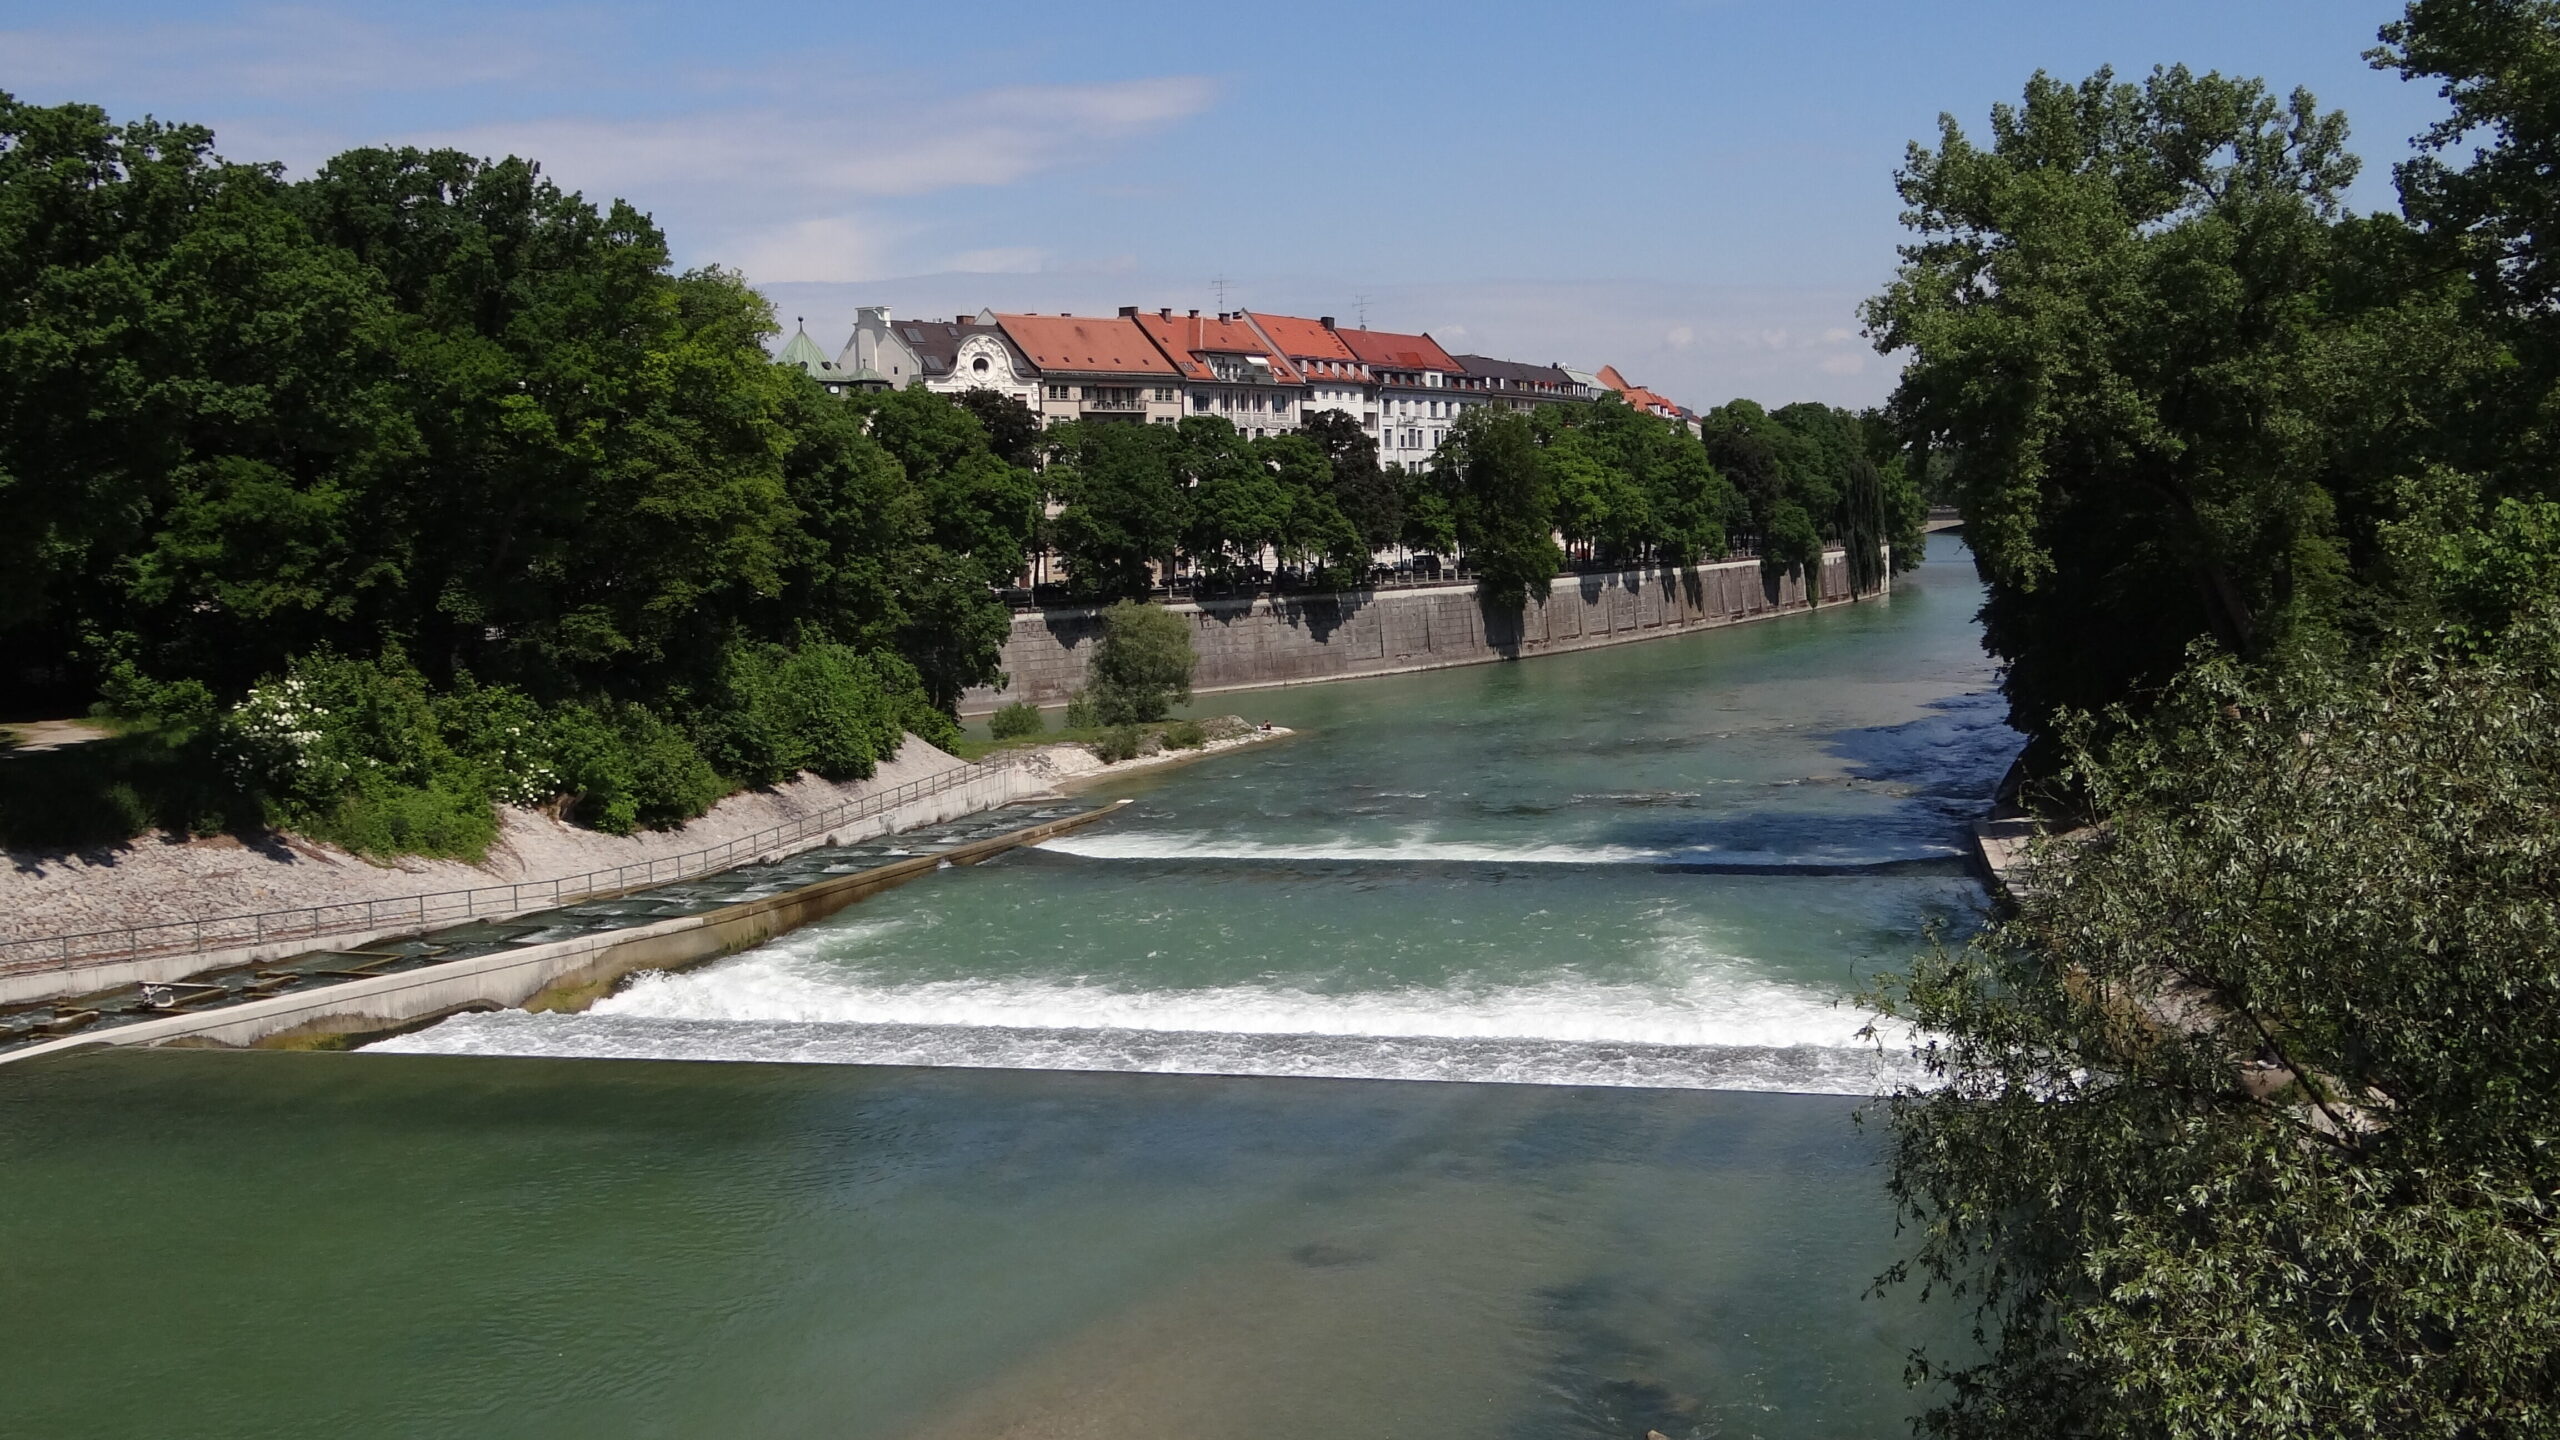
[3,736,976,942]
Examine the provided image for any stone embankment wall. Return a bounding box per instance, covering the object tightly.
[962,548,1866,714]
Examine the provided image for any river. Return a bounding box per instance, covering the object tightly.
[1,535,2014,1439]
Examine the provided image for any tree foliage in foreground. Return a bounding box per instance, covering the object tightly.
[1867,632,2560,1438]
[1864,19,2560,752]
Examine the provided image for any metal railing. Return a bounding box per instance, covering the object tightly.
[2,763,997,977]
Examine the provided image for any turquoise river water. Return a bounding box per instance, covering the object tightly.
[2,535,2013,1439]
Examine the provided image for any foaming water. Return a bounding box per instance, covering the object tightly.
[1034,829,1963,870]
[374,536,2013,1098]
[1037,831,1665,866]
[370,934,1922,1093]
[369,1011,1913,1093]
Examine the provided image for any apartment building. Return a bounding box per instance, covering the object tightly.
[1452,354,1595,413]
[1242,312,1374,433]
[803,305,1674,443]
[1127,308,1306,436]
[826,307,1045,407]
[993,313,1185,426]
[1331,322,1466,467]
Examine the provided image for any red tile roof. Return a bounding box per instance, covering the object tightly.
[1243,311,1360,366]
[993,313,1180,376]
[1331,324,1461,375]
[1131,311,1304,384]
[1595,364,1685,419]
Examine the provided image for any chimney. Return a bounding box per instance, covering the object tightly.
[1159,308,1172,320]
[1320,316,1336,330]
[1119,305,1138,318]
[1188,309,1199,319]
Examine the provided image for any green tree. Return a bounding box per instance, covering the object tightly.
[1438,408,1560,613]
[1862,65,2373,745]
[0,96,416,702]
[1256,432,1369,586]
[291,147,799,700]
[852,384,1040,578]
[1395,460,1459,558]
[1175,416,1286,583]
[1048,421,1186,601]
[949,387,1045,469]
[1298,408,1402,552]
[1867,636,2560,1440]
[1086,599,1195,723]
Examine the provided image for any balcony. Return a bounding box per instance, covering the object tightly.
[1082,393,1146,412]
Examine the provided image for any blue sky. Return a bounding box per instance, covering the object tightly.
[2,1,2446,408]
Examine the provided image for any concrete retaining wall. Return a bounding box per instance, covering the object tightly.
[0,765,1046,1009]
[0,799,1126,1064]
[962,549,1867,714]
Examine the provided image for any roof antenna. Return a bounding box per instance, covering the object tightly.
[1352,293,1371,328]
[1211,275,1231,312]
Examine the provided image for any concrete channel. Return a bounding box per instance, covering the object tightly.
[0,798,1128,1065]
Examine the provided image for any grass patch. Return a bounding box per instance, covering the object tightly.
[948,713,1258,764]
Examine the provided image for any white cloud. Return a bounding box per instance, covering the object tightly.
[1817,352,1867,376]
[414,77,1215,201]
[1664,324,1697,349]
[937,247,1049,275]
[726,217,908,287]
[410,75,1216,283]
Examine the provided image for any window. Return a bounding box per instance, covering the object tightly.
[1272,395,1291,414]
[1048,384,1072,401]
[1193,393,1212,412]
[972,356,991,374]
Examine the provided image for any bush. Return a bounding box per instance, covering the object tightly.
[434,675,559,807]
[547,701,724,836]
[1063,689,1101,731]
[306,775,497,860]
[1866,634,2560,1436]
[1161,718,1206,749]
[988,700,1044,740]
[1093,723,1146,763]
[700,640,934,787]
[1088,600,1196,724]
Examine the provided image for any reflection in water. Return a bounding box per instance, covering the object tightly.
[1,1048,1955,1440]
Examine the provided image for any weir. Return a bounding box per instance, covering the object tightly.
[0,799,1128,1063]
[383,537,2017,1095]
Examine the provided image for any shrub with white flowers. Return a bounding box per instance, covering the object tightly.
[219,675,357,804]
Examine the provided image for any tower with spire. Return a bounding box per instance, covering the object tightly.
[776,317,835,378]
